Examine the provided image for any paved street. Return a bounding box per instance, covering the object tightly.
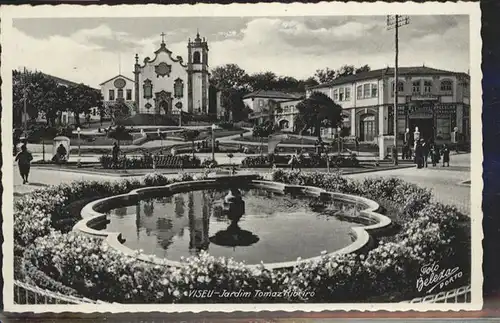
[13,153,472,215]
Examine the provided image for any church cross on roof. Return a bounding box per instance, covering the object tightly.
[160,32,166,44]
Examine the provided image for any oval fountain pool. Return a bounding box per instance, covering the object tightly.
[100,187,367,265]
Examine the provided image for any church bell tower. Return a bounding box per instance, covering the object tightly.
[187,31,209,114]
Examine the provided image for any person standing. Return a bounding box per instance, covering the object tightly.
[112,142,120,168]
[421,139,429,168]
[415,141,423,168]
[15,144,33,184]
[441,144,450,167]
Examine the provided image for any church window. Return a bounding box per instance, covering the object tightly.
[145,103,152,110]
[143,79,153,99]
[109,89,115,101]
[175,102,183,110]
[339,88,344,101]
[193,51,201,64]
[117,89,124,99]
[126,89,132,100]
[174,78,184,98]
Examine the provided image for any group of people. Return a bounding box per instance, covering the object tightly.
[408,139,451,168]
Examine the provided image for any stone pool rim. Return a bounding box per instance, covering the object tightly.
[73,174,392,270]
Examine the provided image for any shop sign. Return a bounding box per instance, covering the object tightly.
[411,94,439,101]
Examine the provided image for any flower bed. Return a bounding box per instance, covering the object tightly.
[15,170,470,303]
[99,154,201,169]
[241,153,359,168]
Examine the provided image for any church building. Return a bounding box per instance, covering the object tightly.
[100,32,210,118]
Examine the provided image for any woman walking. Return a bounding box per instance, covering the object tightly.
[15,144,33,184]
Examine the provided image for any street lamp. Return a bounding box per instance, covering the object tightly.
[77,127,81,166]
[211,124,217,161]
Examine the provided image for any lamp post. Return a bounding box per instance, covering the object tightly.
[77,127,81,166]
[387,15,410,165]
[211,124,217,161]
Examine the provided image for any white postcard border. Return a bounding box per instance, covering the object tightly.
[1,1,483,313]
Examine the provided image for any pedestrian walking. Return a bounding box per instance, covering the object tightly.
[441,144,450,167]
[15,144,33,184]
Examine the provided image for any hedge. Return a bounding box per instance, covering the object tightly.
[242,153,359,168]
[99,154,201,169]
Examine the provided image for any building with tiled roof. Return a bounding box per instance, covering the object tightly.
[243,90,305,124]
[300,65,470,144]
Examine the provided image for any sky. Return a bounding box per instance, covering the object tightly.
[11,15,470,88]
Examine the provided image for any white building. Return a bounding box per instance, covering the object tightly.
[306,66,471,143]
[99,74,136,117]
[242,90,304,125]
[100,33,210,119]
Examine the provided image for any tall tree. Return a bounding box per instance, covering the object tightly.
[67,84,101,126]
[247,71,277,91]
[294,91,343,139]
[12,69,57,127]
[210,64,250,91]
[314,68,336,84]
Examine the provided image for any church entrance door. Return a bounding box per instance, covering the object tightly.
[159,100,169,114]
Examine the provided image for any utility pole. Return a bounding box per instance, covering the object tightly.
[387,15,410,165]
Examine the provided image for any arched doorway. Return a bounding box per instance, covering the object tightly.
[159,100,169,114]
[279,119,289,129]
[360,114,376,142]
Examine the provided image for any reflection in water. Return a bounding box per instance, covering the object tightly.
[107,188,363,264]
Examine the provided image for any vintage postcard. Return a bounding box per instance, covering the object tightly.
[1,1,483,313]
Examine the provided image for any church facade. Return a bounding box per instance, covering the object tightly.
[100,32,210,118]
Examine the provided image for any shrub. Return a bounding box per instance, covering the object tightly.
[143,173,171,186]
[201,158,218,168]
[241,154,359,168]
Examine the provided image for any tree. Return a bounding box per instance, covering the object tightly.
[220,88,249,122]
[12,69,58,127]
[335,65,356,78]
[109,100,131,125]
[356,64,371,74]
[180,129,200,159]
[108,125,132,145]
[247,71,277,91]
[252,121,275,154]
[314,68,337,83]
[67,84,102,126]
[294,91,343,139]
[210,64,250,91]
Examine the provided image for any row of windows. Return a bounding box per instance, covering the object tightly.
[109,89,132,101]
[143,79,184,99]
[391,79,454,96]
[333,87,351,102]
[356,83,378,100]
